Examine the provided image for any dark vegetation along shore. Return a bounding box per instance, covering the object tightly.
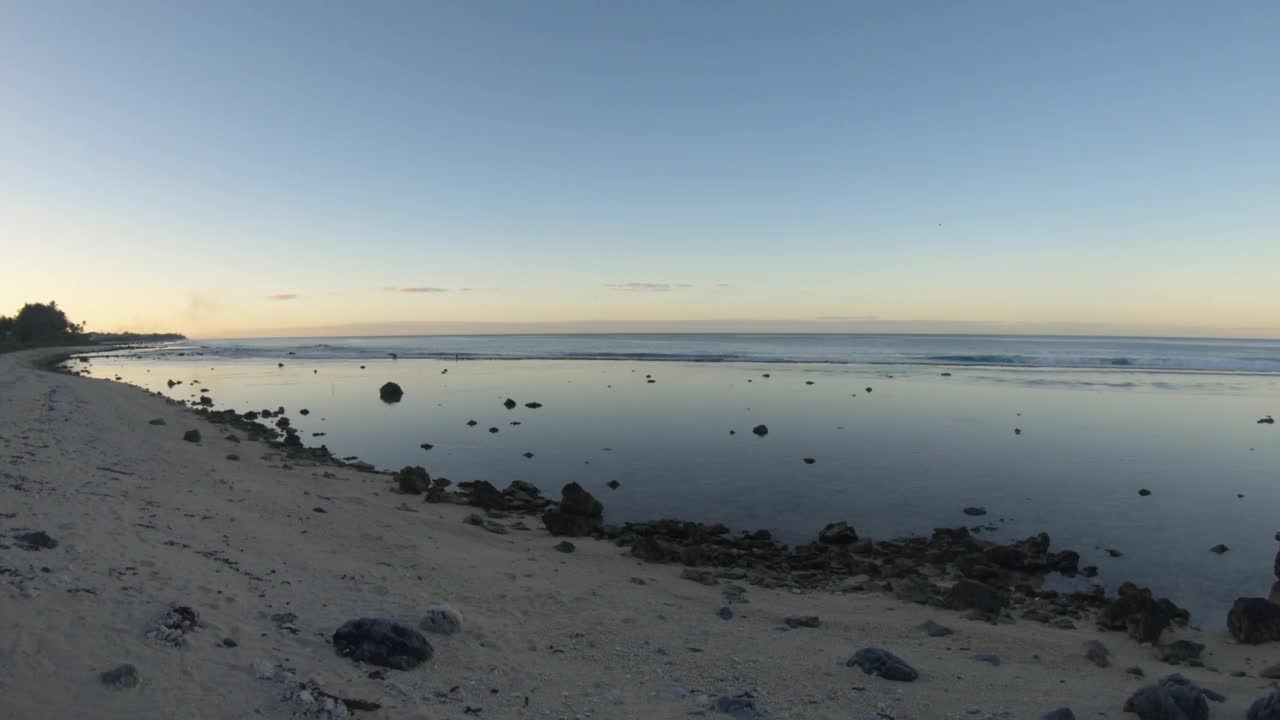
[54,350,1280,718]
[0,299,183,354]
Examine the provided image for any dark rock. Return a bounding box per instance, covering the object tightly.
[464,480,505,510]
[715,695,767,719]
[920,620,953,637]
[963,506,987,516]
[1139,488,1152,496]
[299,408,309,415]
[751,424,768,437]
[1260,416,1275,424]
[525,402,542,408]
[332,618,432,670]
[1099,583,1187,644]
[522,451,534,458]
[1261,663,1280,679]
[1209,544,1228,554]
[801,457,816,464]
[1158,640,1205,665]
[99,664,139,689]
[465,420,477,427]
[420,443,433,451]
[818,521,858,545]
[1084,639,1110,667]
[1250,689,1280,720]
[395,466,431,494]
[503,398,517,409]
[847,648,918,682]
[1041,709,1076,720]
[13,531,58,551]
[606,480,621,490]
[865,387,872,393]
[1081,565,1099,578]
[488,427,499,433]
[378,382,404,402]
[542,482,604,537]
[226,434,240,443]
[1123,674,1211,720]
[148,418,166,426]
[1228,597,1280,644]
[225,454,239,461]
[1127,666,1146,677]
[784,616,820,628]
[554,541,575,554]
[717,606,733,620]
[973,653,1001,666]
[945,580,1007,614]
[183,429,201,443]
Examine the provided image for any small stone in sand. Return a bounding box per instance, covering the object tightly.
[920,620,953,637]
[973,653,1001,666]
[554,541,575,553]
[784,616,820,629]
[333,618,432,670]
[419,604,464,635]
[847,648,918,682]
[148,418,166,426]
[182,429,201,443]
[99,664,139,689]
[225,454,239,461]
[1084,639,1110,667]
[1040,710,1076,720]
[716,607,733,621]
[13,531,58,551]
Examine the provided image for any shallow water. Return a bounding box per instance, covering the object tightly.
[77,348,1280,626]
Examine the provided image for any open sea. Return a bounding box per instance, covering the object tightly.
[77,333,1280,626]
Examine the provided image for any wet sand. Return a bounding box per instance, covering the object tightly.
[0,349,1274,719]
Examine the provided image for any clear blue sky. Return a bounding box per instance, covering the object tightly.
[2,1,1277,337]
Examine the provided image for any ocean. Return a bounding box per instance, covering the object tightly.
[79,333,1280,625]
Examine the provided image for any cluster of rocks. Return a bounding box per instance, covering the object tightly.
[1225,546,1280,644]
[145,605,200,647]
[192,407,352,467]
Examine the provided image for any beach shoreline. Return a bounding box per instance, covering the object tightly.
[1,348,1274,719]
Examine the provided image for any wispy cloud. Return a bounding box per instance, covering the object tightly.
[264,293,298,301]
[605,282,692,292]
[816,315,880,321]
[384,287,449,293]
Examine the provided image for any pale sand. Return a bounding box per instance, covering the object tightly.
[0,348,1272,719]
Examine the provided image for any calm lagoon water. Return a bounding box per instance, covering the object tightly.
[78,334,1280,625]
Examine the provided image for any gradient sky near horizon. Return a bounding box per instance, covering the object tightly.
[2,1,1278,338]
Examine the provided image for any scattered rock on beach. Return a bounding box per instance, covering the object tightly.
[784,616,820,629]
[1041,709,1076,720]
[99,664,139,690]
[715,695,767,719]
[12,531,58,551]
[920,620,954,637]
[378,382,404,403]
[1250,689,1280,719]
[1084,639,1110,667]
[751,424,768,437]
[146,605,199,646]
[419,605,463,635]
[332,618,431,670]
[1124,674,1216,720]
[148,418,166,426]
[542,482,604,537]
[395,466,431,494]
[1098,583,1188,644]
[945,579,1007,614]
[1228,597,1280,644]
[554,541,576,554]
[1157,640,1205,666]
[225,453,239,461]
[817,521,858,545]
[182,429,201,443]
[847,648,918,682]
[973,653,1001,666]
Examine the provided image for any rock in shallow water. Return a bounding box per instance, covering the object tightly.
[378,382,403,403]
[847,648,918,682]
[332,618,432,670]
[817,521,857,545]
[1229,597,1280,644]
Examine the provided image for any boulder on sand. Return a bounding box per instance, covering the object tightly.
[378,382,404,403]
[395,466,431,494]
[542,482,604,537]
[182,429,201,443]
[1229,597,1280,644]
[847,648,918,682]
[818,521,858,545]
[332,618,431,670]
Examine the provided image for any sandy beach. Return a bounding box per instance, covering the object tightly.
[0,348,1274,720]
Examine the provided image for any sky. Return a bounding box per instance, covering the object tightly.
[1,1,1278,339]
